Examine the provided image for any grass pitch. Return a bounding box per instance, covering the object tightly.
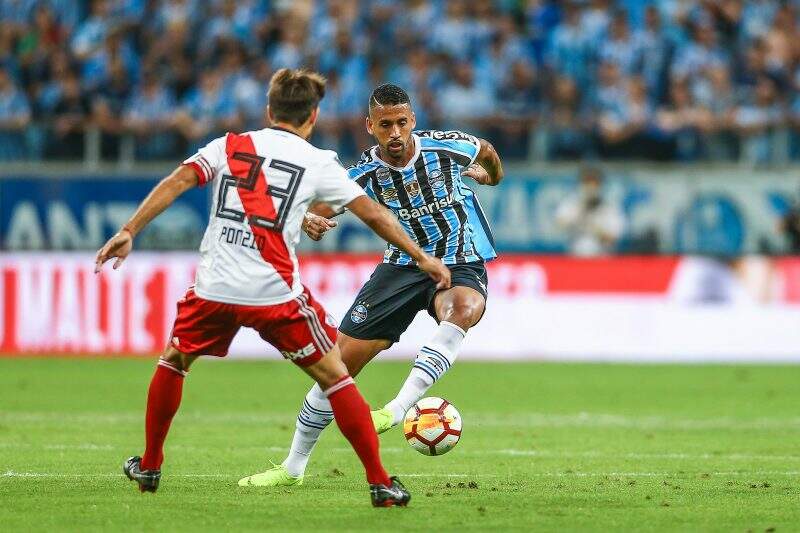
[1,358,798,532]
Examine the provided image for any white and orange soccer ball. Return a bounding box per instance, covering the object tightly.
[403,397,462,456]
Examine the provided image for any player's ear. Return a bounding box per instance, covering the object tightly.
[308,106,319,126]
[266,105,274,124]
[365,115,374,136]
[410,111,416,129]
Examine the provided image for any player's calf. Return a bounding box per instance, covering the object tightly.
[283,384,334,477]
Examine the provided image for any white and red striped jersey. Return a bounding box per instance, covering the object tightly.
[182,127,365,305]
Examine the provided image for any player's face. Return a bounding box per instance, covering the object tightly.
[366,104,416,161]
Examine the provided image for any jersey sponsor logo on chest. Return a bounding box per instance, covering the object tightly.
[397,191,455,221]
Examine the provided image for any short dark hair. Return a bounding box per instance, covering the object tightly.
[369,83,411,109]
[268,68,326,126]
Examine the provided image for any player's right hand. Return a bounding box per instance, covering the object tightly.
[303,212,337,241]
[95,229,133,273]
[418,256,451,290]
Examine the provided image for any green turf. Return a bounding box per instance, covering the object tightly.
[1,358,799,531]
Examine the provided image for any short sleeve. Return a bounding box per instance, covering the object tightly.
[444,130,481,165]
[347,166,377,201]
[315,156,367,212]
[182,135,227,186]
[419,130,481,166]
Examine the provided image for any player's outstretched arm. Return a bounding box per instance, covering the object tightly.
[95,165,199,273]
[346,196,451,289]
[461,138,504,186]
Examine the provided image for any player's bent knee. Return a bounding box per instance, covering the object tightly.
[441,298,484,329]
[161,346,196,373]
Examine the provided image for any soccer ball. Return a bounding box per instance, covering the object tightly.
[403,397,462,456]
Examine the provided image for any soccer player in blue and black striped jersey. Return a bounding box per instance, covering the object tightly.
[239,84,503,487]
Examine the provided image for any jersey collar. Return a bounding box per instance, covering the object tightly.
[371,133,421,172]
[270,125,303,138]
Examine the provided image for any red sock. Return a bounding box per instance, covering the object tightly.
[140,360,186,471]
[326,376,391,486]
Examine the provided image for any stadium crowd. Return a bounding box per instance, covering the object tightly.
[1,0,800,163]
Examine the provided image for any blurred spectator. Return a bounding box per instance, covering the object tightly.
[174,69,240,152]
[581,0,612,47]
[123,73,177,159]
[70,0,110,63]
[548,2,589,86]
[734,76,784,166]
[438,61,494,133]
[598,9,640,75]
[92,59,132,158]
[492,60,539,158]
[546,76,593,160]
[46,72,88,159]
[17,4,66,88]
[672,23,729,82]
[429,0,474,62]
[598,76,670,159]
[0,67,30,160]
[636,5,673,104]
[778,188,800,253]
[232,57,270,131]
[205,0,260,49]
[555,167,624,256]
[0,0,797,164]
[270,21,306,70]
[656,78,710,160]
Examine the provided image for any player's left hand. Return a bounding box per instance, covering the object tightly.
[461,163,491,185]
[303,212,337,241]
[95,229,133,273]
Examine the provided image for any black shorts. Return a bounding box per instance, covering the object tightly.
[339,261,488,344]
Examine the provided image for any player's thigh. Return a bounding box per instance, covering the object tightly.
[169,287,241,358]
[339,263,429,345]
[429,263,488,329]
[337,333,392,377]
[252,288,338,368]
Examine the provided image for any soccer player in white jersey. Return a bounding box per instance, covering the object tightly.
[94,69,450,507]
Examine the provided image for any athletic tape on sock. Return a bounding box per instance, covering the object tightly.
[324,376,355,397]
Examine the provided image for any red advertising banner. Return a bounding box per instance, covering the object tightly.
[2,253,799,360]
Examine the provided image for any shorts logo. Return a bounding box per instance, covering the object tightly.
[381,187,398,201]
[476,276,487,293]
[404,181,421,197]
[350,304,368,324]
[281,343,317,361]
[376,167,392,185]
[429,170,445,190]
[172,336,180,346]
[325,313,338,328]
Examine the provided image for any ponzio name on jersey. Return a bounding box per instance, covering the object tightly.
[397,192,454,221]
[220,225,266,252]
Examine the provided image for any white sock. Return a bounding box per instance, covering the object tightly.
[385,321,465,425]
[282,383,333,477]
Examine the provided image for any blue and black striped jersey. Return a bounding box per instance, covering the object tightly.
[347,130,497,266]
